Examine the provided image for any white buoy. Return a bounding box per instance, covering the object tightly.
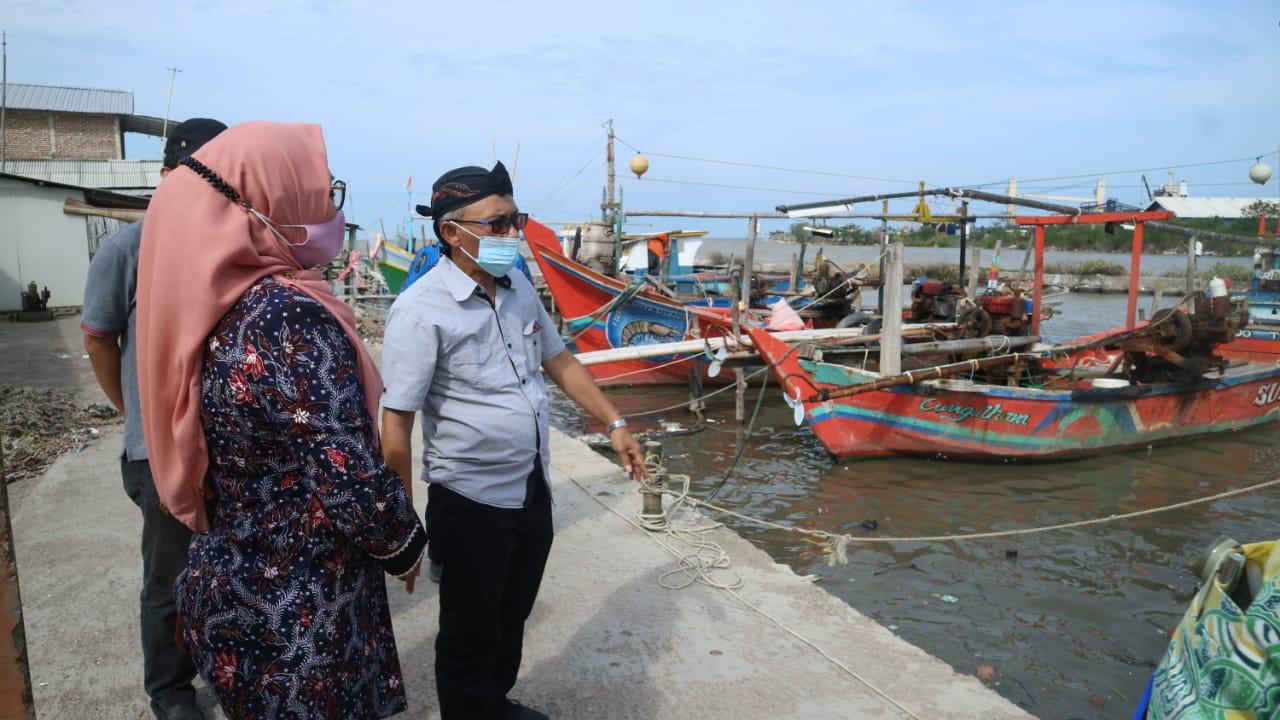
[1250,161,1273,185]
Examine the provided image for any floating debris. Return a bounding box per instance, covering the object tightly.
[0,386,120,483]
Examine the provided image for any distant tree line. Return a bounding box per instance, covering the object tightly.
[787,200,1280,255]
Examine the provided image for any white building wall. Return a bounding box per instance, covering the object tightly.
[0,177,94,312]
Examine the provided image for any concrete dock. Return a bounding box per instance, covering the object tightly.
[5,317,1029,719]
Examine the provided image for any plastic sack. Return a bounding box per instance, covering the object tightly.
[765,298,804,331]
[1147,540,1280,719]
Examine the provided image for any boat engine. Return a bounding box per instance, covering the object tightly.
[912,278,1032,337]
[1127,287,1251,382]
[910,279,965,324]
[20,281,51,312]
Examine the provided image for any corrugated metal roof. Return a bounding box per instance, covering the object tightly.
[5,159,160,189]
[1145,196,1267,219]
[1,82,133,115]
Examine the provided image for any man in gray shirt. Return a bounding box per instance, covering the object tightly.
[82,118,226,720]
[381,162,643,720]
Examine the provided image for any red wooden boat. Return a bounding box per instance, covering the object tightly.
[526,218,738,386]
[748,323,1280,461]
[1217,327,1280,363]
[736,209,1280,461]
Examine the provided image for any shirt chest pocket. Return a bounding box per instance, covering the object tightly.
[446,341,510,392]
[521,320,542,376]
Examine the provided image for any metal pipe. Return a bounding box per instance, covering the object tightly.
[623,209,1012,220]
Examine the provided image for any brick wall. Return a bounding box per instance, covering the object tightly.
[1,110,51,159]
[52,113,119,159]
[1,109,120,160]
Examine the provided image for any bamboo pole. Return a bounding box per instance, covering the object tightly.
[742,215,757,323]
[1186,235,1197,295]
[967,246,982,298]
[809,352,1039,403]
[574,323,957,366]
[881,242,904,375]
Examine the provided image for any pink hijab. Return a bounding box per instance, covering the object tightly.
[136,121,382,533]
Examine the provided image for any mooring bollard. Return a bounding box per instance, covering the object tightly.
[639,440,667,530]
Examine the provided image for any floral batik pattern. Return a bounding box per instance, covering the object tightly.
[178,277,426,720]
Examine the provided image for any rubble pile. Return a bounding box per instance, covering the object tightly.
[1,386,120,483]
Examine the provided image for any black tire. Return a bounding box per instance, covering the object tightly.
[1152,308,1193,352]
[865,317,883,335]
[836,311,872,329]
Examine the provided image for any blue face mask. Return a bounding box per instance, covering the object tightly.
[450,221,522,277]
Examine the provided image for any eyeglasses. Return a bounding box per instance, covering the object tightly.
[330,179,347,211]
[453,211,528,236]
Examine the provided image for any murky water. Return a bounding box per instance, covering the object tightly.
[549,291,1280,720]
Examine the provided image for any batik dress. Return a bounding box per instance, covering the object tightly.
[177,277,426,720]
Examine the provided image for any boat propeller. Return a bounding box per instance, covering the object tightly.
[704,344,728,378]
[782,388,805,426]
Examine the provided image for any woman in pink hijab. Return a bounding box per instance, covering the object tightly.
[136,121,426,719]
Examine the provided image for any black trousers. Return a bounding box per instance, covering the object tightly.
[429,464,554,720]
[121,459,197,707]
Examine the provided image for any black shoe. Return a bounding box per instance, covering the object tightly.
[151,698,205,720]
[502,698,549,720]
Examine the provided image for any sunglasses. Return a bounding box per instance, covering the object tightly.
[330,179,347,211]
[453,211,529,236]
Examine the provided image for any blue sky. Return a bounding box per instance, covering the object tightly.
[4,0,1278,237]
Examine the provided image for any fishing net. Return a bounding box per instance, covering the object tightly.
[0,385,120,483]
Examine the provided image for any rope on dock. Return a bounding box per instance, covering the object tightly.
[567,464,924,720]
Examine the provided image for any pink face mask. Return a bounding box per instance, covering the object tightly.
[249,207,346,268]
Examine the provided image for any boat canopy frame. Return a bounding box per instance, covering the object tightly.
[1015,210,1173,334]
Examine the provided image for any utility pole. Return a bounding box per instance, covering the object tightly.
[2,31,8,173]
[602,119,621,274]
[604,118,616,221]
[160,67,181,150]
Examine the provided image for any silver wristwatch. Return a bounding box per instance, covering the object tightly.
[605,418,628,434]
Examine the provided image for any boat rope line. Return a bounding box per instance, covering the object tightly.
[620,365,772,419]
[956,150,1280,191]
[594,353,695,383]
[638,176,877,198]
[676,476,1280,561]
[564,463,924,720]
[563,282,648,343]
[613,134,922,187]
[704,370,770,503]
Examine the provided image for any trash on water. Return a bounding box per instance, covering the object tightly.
[861,519,878,531]
[941,594,959,603]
